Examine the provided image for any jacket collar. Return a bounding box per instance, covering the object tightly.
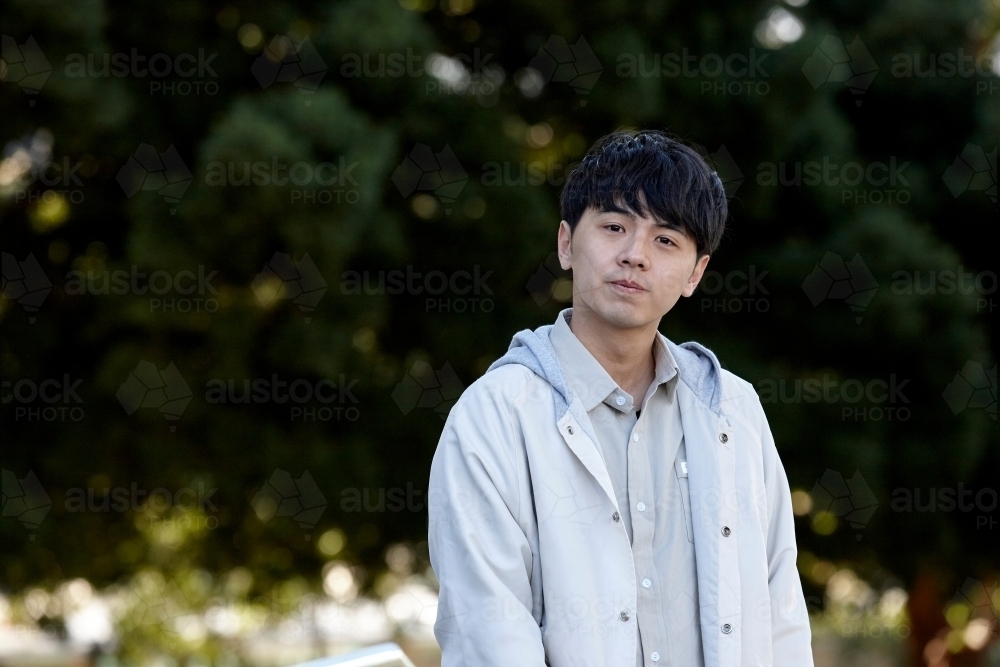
[486,307,725,417]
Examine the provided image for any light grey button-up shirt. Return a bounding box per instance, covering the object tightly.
[549,309,704,667]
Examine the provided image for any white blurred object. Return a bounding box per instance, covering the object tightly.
[287,642,417,667]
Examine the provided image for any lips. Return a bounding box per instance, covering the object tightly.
[610,280,645,292]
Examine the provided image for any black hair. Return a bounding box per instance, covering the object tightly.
[559,130,728,257]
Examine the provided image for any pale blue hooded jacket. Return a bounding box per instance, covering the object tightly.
[428,309,814,667]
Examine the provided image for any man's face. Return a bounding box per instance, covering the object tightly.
[556,205,710,329]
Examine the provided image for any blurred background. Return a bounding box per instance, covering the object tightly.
[1,0,997,665]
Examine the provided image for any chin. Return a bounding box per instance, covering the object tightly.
[589,298,656,329]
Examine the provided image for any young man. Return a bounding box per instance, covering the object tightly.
[427,131,813,667]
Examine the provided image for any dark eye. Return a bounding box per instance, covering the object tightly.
[605,223,624,232]
[659,236,675,246]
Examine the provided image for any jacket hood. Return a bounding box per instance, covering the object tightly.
[486,308,725,419]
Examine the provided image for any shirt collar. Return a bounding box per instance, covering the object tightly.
[548,308,680,413]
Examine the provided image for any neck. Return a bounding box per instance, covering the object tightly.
[566,306,658,403]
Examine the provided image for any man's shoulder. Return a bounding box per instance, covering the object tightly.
[714,366,772,443]
[668,337,760,410]
[450,362,549,420]
[718,366,758,399]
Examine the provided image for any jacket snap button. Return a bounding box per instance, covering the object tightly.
[567,426,574,435]
[612,511,620,522]
[619,610,630,621]
[722,526,731,537]
[722,623,732,634]
[719,433,728,443]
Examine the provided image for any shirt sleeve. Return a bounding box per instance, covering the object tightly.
[427,374,548,667]
[755,394,816,667]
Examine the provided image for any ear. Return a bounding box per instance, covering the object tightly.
[557,220,573,271]
[681,254,711,297]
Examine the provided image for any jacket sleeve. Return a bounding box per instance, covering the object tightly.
[755,396,815,667]
[427,374,548,667]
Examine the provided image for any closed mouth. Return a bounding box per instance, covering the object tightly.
[611,280,645,292]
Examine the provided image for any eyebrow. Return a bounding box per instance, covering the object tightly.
[598,207,684,231]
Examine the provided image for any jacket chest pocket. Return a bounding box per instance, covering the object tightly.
[674,459,695,543]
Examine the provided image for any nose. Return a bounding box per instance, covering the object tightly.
[618,234,648,269]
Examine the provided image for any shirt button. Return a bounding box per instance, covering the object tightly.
[612,511,620,522]
[642,578,651,588]
[719,433,728,443]
[619,610,630,621]
[722,623,732,634]
[636,501,646,512]
[651,652,660,662]
[567,426,574,435]
[722,526,731,537]
[616,396,625,406]
[632,433,639,442]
